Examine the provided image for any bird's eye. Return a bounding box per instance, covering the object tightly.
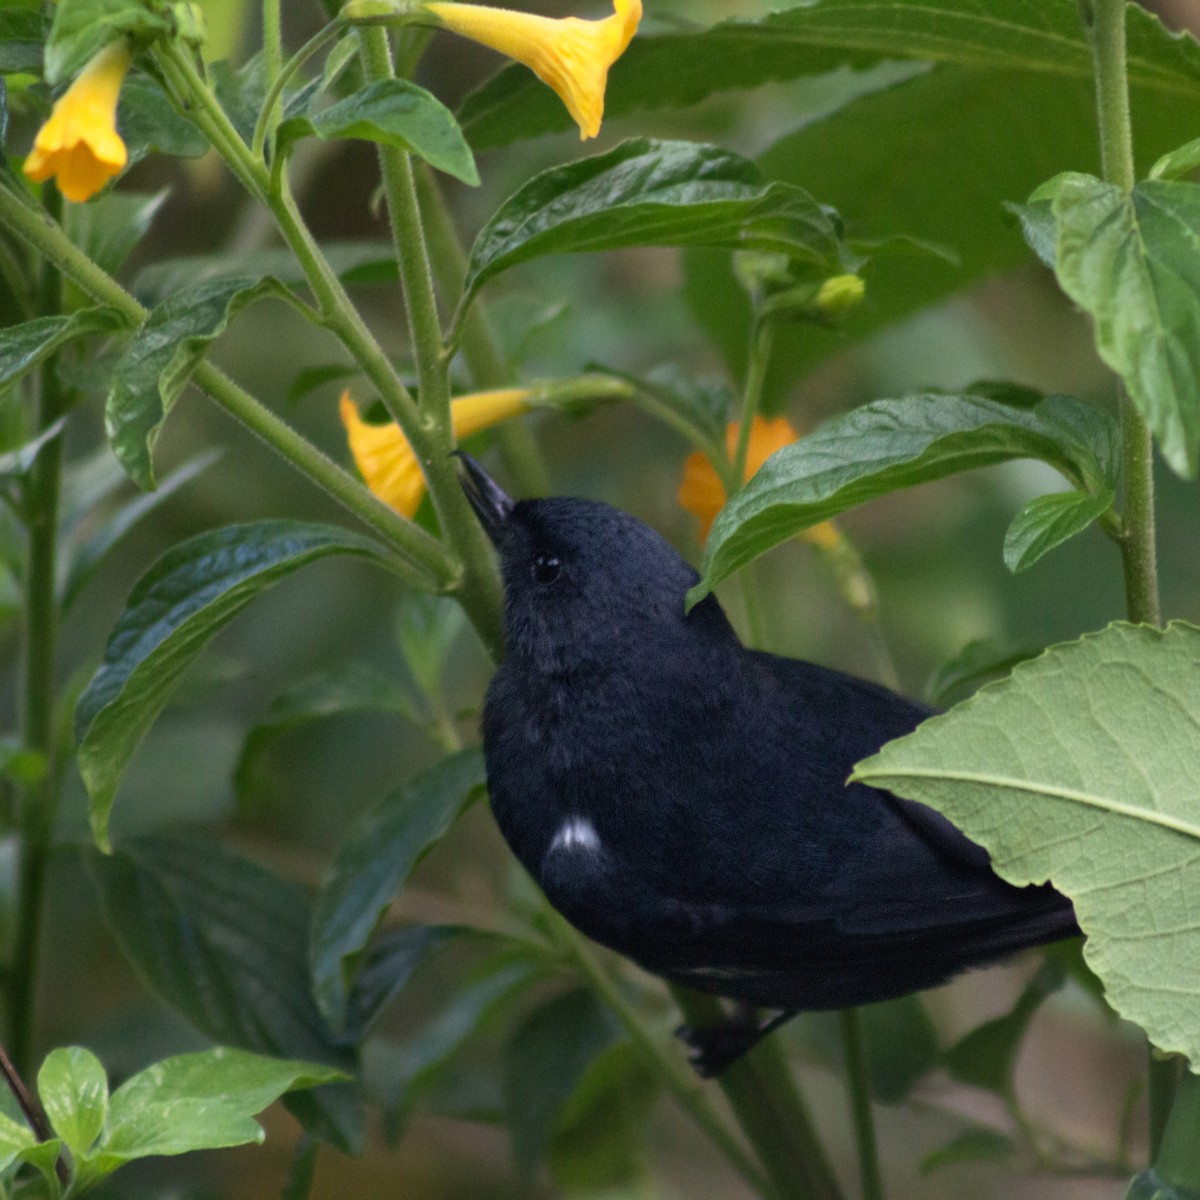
[531,552,561,585]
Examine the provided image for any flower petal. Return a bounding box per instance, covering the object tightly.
[425,0,641,139]
[24,40,131,202]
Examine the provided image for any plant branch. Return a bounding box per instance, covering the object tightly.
[552,924,772,1198]
[0,1041,52,1144]
[1085,0,1159,629]
[670,986,844,1200]
[10,187,66,1080]
[840,1008,883,1200]
[414,165,551,496]
[356,26,505,657]
[0,184,455,592]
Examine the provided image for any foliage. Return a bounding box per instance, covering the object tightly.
[0,0,1198,1196]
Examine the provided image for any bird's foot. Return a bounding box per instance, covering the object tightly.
[675,1017,761,1078]
[676,1007,799,1078]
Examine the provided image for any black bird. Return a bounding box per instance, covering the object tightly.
[458,455,1080,1074]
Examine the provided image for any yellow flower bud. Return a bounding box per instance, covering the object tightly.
[815,273,866,317]
[24,40,133,203]
[424,0,641,139]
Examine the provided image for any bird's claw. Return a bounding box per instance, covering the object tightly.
[675,1021,756,1078]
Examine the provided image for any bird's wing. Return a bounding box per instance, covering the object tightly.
[752,652,998,874]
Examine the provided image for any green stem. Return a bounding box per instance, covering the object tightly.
[670,986,844,1200]
[553,926,771,1198]
[839,1008,883,1200]
[163,40,502,654]
[251,19,346,162]
[1152,1068,1200,1191]
[357,26,505,657]
[415,165,551,496]
[1085,0,1159,629]
[10,188,67,1079]
[732,324,774,483]
[1085,0,1168,1162]
[1148,1054,1185,1162]
[0,185,454,592]
[264,0,283,83]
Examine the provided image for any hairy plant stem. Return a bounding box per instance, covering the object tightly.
[1085,0,1160,630]
[356,25,505,657]
[1085,0,1173,1162]
[264,0,283,83]
[552,924,770,1198]
[414,166,551,497]
[0,185,453,593]
[670,987,844,1200]
[839,1008,883,1200]
[10,189,66,1080]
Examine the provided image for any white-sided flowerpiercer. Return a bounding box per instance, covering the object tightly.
[457,454,1079,1075]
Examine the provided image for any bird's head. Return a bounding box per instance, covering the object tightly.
[456,454,736,670]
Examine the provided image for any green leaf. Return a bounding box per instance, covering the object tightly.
[87,834,362,1151]
[747,57,1197,392]
[461,139,844,313]
[1151,135,1200,182]
[107,276,290,490]
[343,925,463,1040]
[0,308,127,389]
[942,957,1066,1093]
[67,190,168,276]
[0,8,48,75]
[38,1046,108,1159]
[133,241,396,305]
[287,363,360,404]
[610,363,733,460]
[458,0,1200,149]
[691,391,1117,603]
[14,1137,63,1191]
[118,75,210,164]
[1002,488,1114,573]
[1125,1168,1200,1200]
[43,0,170,85]
[503,988,619,1174]
[61,449,222,611]
[278,79,479,186]
[83,1048,345,1182]
[394,591,466,704]
[859,995,941,1103]
[375,955,539,1135]
[310,749,486,1031]
[926,638,1040,706]
[853,621,1200,1068]
[0,1111,37,1173]
[1032,172,1200,476]
[235,661,418,809]
[0,419,65,479]
[796,995,940,1104]
[547,1042,658,1192]
[75,520,391,849]
[87,835,347,1061]
[920,1128,1014,1175]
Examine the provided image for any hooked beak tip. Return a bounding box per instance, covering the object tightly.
[453,451,514,546]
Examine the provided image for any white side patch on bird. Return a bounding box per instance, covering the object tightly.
[549,816,601,854]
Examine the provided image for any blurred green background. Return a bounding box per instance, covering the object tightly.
[6,0,1199,1196]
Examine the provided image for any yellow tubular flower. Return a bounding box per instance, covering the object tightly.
[424,0,641,139]
[679,415,841,549]
[24,40,133,203]
[341,388,532,517]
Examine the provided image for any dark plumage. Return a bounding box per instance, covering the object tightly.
[458,455,1079,1073]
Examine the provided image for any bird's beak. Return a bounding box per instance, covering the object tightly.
[454,451,514,547]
